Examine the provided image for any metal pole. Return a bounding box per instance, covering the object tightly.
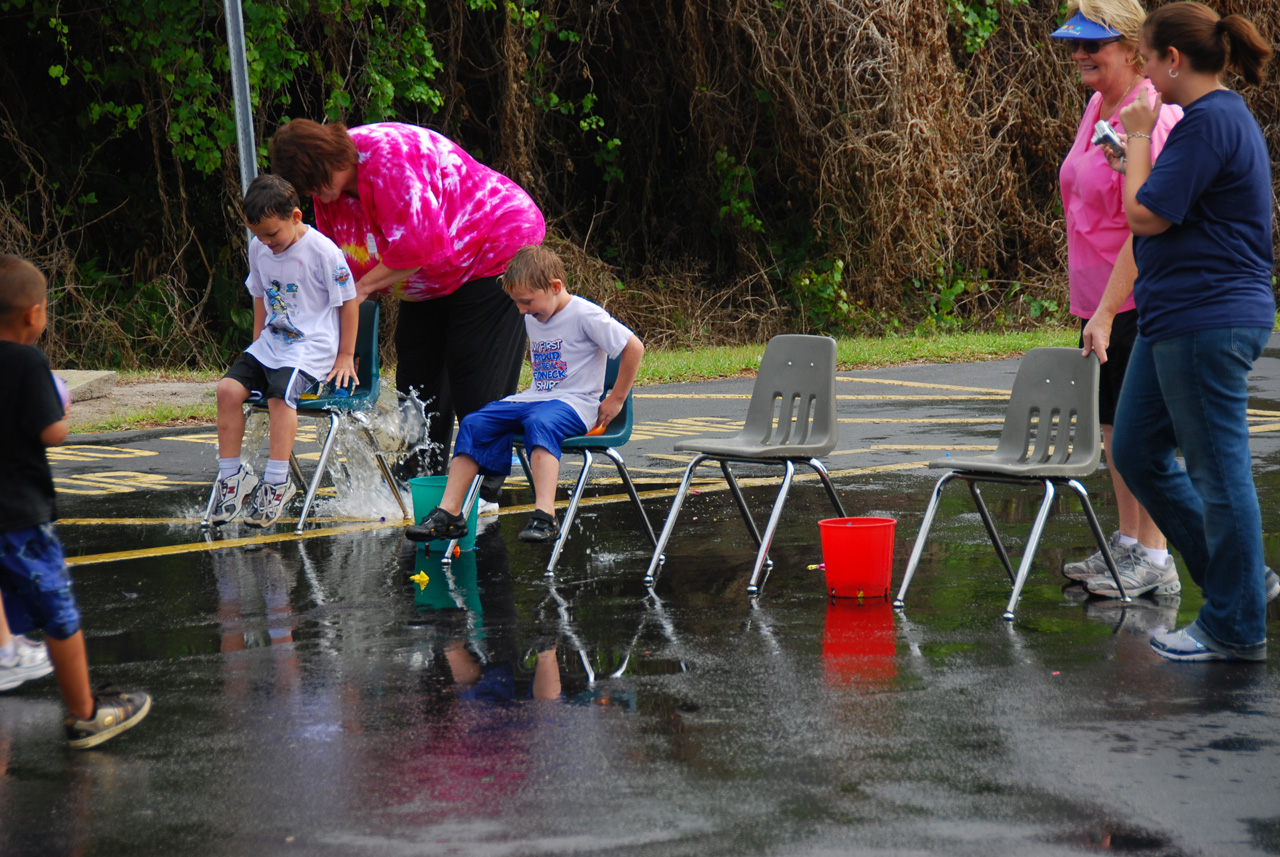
[224,0,258,197]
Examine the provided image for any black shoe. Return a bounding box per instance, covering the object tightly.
[65,684,152,750]
[518,509,560,543]
[405,506,468,542]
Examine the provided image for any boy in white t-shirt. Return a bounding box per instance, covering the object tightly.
[407,244,644,544]
[209,174,360,528]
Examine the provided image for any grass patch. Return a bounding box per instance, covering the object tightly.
[631,326,1076,385]
[70,403,217,435]
[115,368,223,384]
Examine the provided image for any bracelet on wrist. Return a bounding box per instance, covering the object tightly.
[1127,131,1152,142]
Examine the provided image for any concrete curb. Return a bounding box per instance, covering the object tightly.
[67,422,215,445]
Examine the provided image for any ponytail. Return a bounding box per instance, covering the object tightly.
[1219,14,1272,86]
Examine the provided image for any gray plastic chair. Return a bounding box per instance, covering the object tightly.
[892,347,1129,620]
[643,334,847,595]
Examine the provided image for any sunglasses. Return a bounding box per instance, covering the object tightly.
[1063,37,1121,54]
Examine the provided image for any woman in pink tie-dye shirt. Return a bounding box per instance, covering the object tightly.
[270,120,545,504]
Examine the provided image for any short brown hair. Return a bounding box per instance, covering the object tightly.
[243,174,301,224]
[502,245,565,294]
[0,255,47,321]
[268,119,359,197]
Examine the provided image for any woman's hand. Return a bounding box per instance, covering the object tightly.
[1118,87,1161,138]
[1104,140,1126,175]
[1081,313,1114,365]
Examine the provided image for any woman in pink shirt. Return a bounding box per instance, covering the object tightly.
[1053,1,1182,596]
[270,120,546,506]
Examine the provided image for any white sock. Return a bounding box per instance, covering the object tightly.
[263,459,289,485]
[1117,534,1139,548]
[0,639,15,664]
[1140,545,1170,565]
[219,457,242,480]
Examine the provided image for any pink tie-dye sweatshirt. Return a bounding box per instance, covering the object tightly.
[313,123,545,301]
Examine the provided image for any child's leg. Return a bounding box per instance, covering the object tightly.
[0,593,11,649]
[519,401,588,519]
[439,455,481,514]
[265,398,298,483]
[529,448,561,517]
[45,631,93,721]
[216,377,252,459]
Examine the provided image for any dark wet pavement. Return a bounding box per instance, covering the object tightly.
[5,345,1280,856]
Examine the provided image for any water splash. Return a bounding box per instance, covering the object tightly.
[212,381,441,524]
[308,382,440,522]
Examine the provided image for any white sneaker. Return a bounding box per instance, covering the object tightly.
[210,465,258,525]
[1063,532,1130,581]
[1085,548,1181,598]
[244,479,297,529]
[478,498,499,516]
[0,636,54,692]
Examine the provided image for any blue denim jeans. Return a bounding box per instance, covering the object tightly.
[1112,327,1270,658]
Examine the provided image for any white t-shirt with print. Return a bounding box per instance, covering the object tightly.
[506,295,634,427]
[244,226,357,380]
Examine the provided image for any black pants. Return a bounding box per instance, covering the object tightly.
[395,275,526,502]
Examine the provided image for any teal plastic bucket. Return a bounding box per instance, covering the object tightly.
[408,475,479,552]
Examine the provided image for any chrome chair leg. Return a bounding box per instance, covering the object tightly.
[806,457,847,518]
[1064,478,1129,602]
[295,411,342,535]
[720,460,764,549]
[604,446,658,549]
[644,454,706,585]
[547,450,594,576]
[1002,479,1056,621]
[893,470,958,609]
[968,480,1016,584]
[442,475,483,564]
[746,461,796,595]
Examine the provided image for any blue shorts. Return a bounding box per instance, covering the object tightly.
[454,400,588,476]
[0,523,81,640]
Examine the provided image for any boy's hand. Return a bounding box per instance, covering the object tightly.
[593,398,622,434]
[327,354,357,392]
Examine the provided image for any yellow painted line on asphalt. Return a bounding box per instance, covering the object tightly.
[871,444,995,451]
[54,472,209,495]
[66,519,405,567]
[838,376,1011,395]
[839,416,1001,424]
[637,392,1005,401]
[1249,422,1280,434]
[48,445,159,462]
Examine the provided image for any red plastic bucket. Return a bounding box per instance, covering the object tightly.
[818,517,896,598]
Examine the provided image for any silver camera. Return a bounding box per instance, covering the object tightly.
[1091,120,1126,157]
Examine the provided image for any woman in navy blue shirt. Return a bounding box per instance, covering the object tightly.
[1112,2,1275,662]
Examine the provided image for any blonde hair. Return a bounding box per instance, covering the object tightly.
[502,245,565,294]
[1067,0,1149,70]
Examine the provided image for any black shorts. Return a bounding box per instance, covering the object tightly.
[1078,308,1138,426]
[223,352,317,409]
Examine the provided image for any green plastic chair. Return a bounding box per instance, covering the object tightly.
[445,356,657,574]
[202,301,408,534]
[892,347,1129,619]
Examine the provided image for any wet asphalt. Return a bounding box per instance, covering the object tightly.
[4,340,1280,856]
